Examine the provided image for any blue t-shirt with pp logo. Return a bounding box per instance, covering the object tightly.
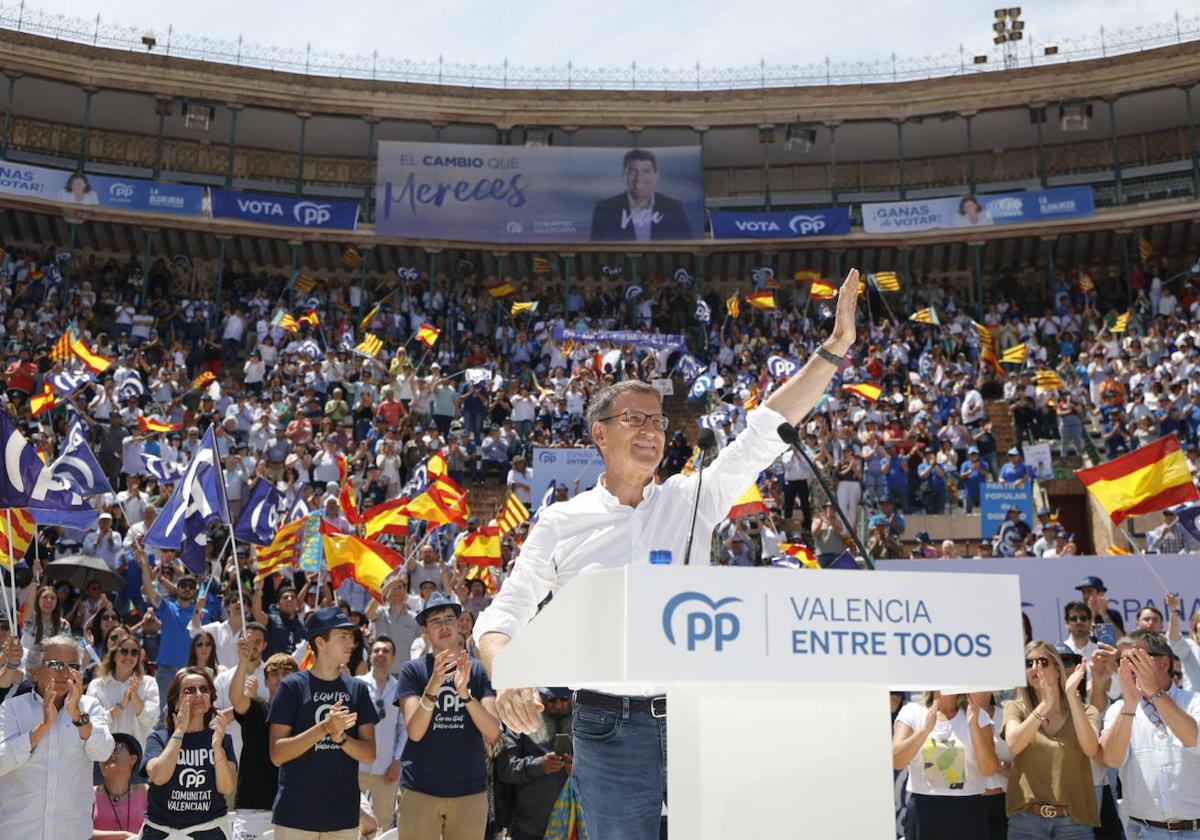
[268,671,379,831]
[397,653,496,797]
[144,728,235,830]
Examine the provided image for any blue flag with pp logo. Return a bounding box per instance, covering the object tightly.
[688,374,714,401]
[767,355,800,378]
[49,416,114,498]
[142,452,188,483]
[233,480,283,546]
[0,412,98,529]
[675,353,704,383]
[49,368,95,396]
[143,426,230,574]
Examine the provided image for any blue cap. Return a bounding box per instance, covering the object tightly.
[868,514,888,528]
[1074,575,1106,593]
[304,606,355,641]
[967,446,979,454]
[416,591,462,626]
[915,530,932,543]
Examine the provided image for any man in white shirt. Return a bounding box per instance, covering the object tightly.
[506,455,534,507]
[357,637,407,830]
[83,512,124,571]
[367,579,422,674]
[1100,629,1200,833]
[212,622,269,761]
[115,474,148,526]
[474,269,861,840]
[191,590,248,668]
[0,635,115,839]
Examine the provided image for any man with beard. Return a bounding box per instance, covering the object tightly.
[496,687,574,840]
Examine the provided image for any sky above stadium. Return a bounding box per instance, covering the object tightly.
[22,0,1200,75]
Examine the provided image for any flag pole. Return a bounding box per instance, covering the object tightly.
[1122,519,1172,593]
[225,525,248,638]
[4,510,17,630]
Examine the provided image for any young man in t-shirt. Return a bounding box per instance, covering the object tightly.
[396,592,501,839]
[268,606,378,839]
[252,583,306,658]
[229,640,298,840]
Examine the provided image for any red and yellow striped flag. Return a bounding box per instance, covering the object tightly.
[0,509,35,565]
[1035,370,1063,391]
[743,388,760,412]
[356,333,383,357]
[745,291,776,311]
[1001,344,1028,365]
[843,383,883,402]
[278,314,300,333]
[1109,312,1130,334]
[50,330,74,363]
[192,371,216,390]
[809,280,836,300]
[1075,434,1199,524]
[909,307,940,326]
[779,542,819,569]
[30,382,59,417]
[254,517,307,581]
[793,270,821,283]
[725,294,740,319]
[494,493,529,535]
[870,271,901,292]
[416,323,441,348]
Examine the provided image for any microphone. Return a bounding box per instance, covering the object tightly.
[777,422,798,445]
[683,428,718,565]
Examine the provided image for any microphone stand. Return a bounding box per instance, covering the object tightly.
[682,448,708,566]
[786,426,876,570]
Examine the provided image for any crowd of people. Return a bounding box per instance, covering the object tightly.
[0,235,1199,838]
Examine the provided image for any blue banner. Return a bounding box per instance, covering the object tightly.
[709,207,851,239]
[0,161,203,215]
[375,141,704,243]
[980,482,1035,541]
[552,326,687,352]
[209,188,360,230]
[862,187,1094,234]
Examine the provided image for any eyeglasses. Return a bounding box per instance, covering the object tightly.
[1024,657,1051,668]
[117,646,140,656]
[180,685,212,696]
[178,582,198,590]
[1066,615,1091,623]
[597,409,669,432]
[425,615,458,628]
[44,660,82,672]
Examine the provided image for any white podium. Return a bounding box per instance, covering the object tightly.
[493,565,1024,839]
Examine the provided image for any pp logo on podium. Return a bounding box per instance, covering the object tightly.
[662,592,742,652]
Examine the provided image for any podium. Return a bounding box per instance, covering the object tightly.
[493,565,1024,839]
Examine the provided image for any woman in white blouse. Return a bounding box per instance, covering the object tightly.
[85,635,160,748]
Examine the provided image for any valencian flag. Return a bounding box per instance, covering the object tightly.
[843,383,882,402]
[0,412,97,530]
[49,329,74,363]
[1109,312,1130,334]
[464,563,499,594]
[1138,235,1154,263]
[485,280,516,298]
[1035,370,1063,391]
[455,525,504,568]
[869,271,901,292]
[30,383,58,417]
[727,483,769,520]
[277,313,300,333]
[794,270,821,283]
[69,337,112,374]
[531,257,552,274]
[725,295,740,319]
[142,426,231,574]
[809,280,836,300]
[1001,344,1028,365]
[139,417,181,433]
[233,480,283,546]
[778,542,818,569]
[360,305,380,331]
[254,516,308,581]
[340,248,364,269]
[293,274,317,293]
[356,333,383,357]
[743,388,760,412]
[0,509,35,565]
[323,526,403,602]
[909,307,940,326]
[1076,434,1198,524]
[192,371,216,391]
[494,493,529,535]
[416,323,441,348]
[745,291,776,311]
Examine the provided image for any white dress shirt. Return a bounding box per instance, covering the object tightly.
[0,691,115,839]
[357,672,407,777]
[191,619,242,670]
[474,405,790,695]
[1103,686,1200,821]
[84,672,160,748]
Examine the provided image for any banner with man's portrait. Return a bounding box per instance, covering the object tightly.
[861,186,1094,234]
[374,141,704,243]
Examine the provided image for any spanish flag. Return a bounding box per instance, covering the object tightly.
[356,333,383,357]
[725,295,740,319]
[1109,312,1130,334]
[323,529,403,602]
[454,525,504,569]
[1035,370,1063,391]
[138,416,181,433]
[361,498,410,541]
[843,383,882,402]
[70,338,112,374]
[416,323,441,348]
[0,509,35,565]
[485,280,516,298]
[745,291,776,311]
[1001,344,1028,365]
[908,307,940,326]
[793,270,821,283]
[1076,435,1198,524]
[727,483,769,520]
[869,271,901,292]
[298,310,320,327]
[511,301,538,316]
[494,493,529,535]
[809,280,836,300]
[779,542,818,569]
[30,382,59,417]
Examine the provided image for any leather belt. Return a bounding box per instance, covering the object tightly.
[575,689,667,718]
[1024,804,1070,819]
[1132,817,1200,832]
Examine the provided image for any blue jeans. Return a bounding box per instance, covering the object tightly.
[1006,811,1094,839]
[572,698,666,840]
[1128,820,1200,839]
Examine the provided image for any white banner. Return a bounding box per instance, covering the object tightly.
[880,554,1200,644]
[531,447,606,509]
[1024,442,1054,480]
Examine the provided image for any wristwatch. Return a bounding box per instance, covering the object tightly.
[72,713,90,728]
[816,346,844,366]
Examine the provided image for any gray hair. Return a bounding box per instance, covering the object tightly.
[28,634,84,669]
[585,380,662,430]
[1117,628,1172,659]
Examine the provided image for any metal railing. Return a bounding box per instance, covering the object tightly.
[0,2,1197,91]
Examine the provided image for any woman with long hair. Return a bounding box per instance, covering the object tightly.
[892,690,999,839]
[21,583,70,649]
[143,668,235,839]
[1002,640,1100,838]
[186,631,221,677]
[86,635,160,748]
[84,623,133,686]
